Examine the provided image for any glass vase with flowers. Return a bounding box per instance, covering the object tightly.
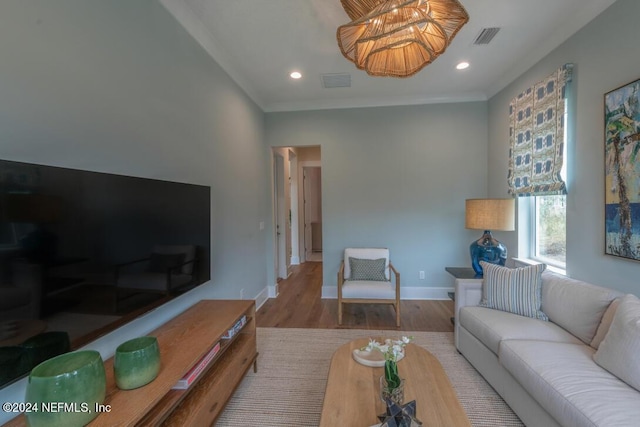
[360,336,412,404]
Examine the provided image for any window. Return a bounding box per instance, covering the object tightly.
[509,65,572,272]
[530,94,569,270]
[532,195,566,268]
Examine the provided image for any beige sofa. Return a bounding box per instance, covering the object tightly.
[455,270,640,427]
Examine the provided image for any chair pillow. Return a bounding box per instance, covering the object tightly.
[479,261,548,321]
[594,294,640,392]
[147,253,186,274]
[348,257,386,281]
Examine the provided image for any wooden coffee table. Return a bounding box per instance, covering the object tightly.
[320,338,471,427]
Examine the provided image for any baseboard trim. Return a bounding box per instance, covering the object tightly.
[255,287,269,310]
[321,286,453,300]
[267,284,279,299]
[290,256,300,265]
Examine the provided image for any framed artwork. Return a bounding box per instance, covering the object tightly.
[605,77,640,260]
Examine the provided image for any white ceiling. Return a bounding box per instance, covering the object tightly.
[161,0,617,112]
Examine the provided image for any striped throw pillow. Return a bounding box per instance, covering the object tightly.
[479,261,548,321]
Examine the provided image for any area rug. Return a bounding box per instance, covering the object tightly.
[216,328,524,426]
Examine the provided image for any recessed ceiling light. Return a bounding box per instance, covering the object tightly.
[456,62,470,70]
[290,71,302,79]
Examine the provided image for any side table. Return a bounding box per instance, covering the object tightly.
[445,267,483,325]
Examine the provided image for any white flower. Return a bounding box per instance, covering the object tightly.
[364,338,378,351]
[392,344,402,356]
[361,336,413,362]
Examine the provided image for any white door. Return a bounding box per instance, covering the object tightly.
[303,166,322,260]
[274,153,287,280]
[288,150,299,265]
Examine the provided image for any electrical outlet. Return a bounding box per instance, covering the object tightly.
[419,271,425,280]
[240,288,244,299]
[259,221,265,230]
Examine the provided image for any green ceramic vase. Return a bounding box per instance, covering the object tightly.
[25,350,106,427]
[114,336,160,390]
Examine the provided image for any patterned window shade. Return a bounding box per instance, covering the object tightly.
[508,64,573,196]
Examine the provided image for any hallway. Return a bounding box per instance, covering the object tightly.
[256,262,454,331]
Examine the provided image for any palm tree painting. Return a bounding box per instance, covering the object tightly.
[605,78,640,260]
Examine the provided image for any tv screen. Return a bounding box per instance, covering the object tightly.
[0,159,210,387]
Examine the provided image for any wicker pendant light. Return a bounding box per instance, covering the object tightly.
[337,0,469,77]
[340,0,387,20]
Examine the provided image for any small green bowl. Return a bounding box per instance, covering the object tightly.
[114,336,160,390]
[25,350,106,427]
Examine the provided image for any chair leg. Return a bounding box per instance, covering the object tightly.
[395,303,401,327]
[338,300,343,325]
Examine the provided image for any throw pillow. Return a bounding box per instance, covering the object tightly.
[479,261,548,321]
[594,294,640,392]
[147,253,186,274]
[348,257,386,281]
[590,298,621,349]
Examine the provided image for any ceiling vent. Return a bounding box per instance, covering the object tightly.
[321,73,351,88]
[473,27,500,45]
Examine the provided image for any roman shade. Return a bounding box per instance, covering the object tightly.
[507,64,573,196]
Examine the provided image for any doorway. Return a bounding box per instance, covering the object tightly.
[303,166,322,262]
[271,147,321,274]
[273,152,288,281]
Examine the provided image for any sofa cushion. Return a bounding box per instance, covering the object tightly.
[348,257,386,281]
[594,294,640,392]
[479,262,548,320]
[590,297,620,349]
[500,339,640,427]
[459,306,580,355]
[541,271,621,344]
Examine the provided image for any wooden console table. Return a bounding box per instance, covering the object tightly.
[3,299,257,427]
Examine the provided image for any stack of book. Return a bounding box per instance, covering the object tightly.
[172,341,221,390]
[221,315,247,340]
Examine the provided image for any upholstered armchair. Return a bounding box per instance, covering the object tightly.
[114,245,198,306]
[337,248,400,327]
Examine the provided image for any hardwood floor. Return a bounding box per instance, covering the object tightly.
[256,262,454,332]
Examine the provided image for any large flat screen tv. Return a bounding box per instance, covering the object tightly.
[0,159,210,387]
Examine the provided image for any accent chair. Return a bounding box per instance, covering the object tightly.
[337,247,400,327]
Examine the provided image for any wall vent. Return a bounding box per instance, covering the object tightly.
[321,73,351,88]
[473,27,500,45]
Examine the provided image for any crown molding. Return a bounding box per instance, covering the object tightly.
[159,0,266,111]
